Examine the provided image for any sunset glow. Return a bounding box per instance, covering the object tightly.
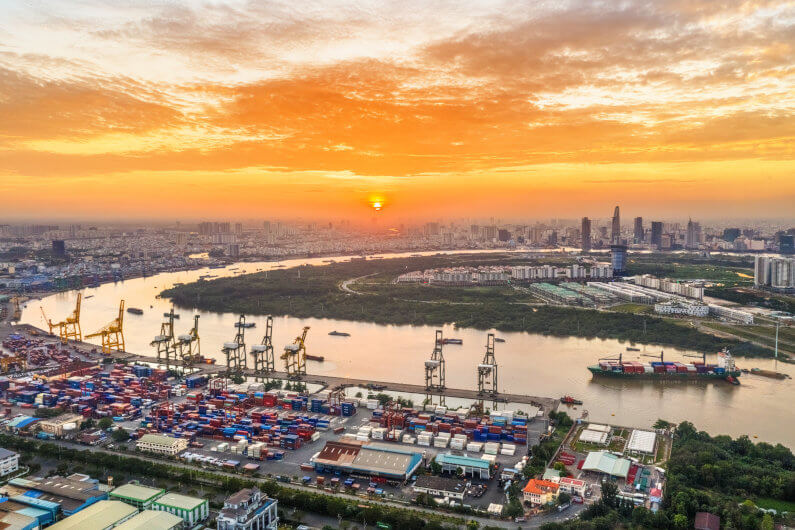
[1,1,793,221]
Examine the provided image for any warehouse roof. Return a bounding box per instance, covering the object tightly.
[48,500,137,529]
[579,429,609,445]
[0,448,17,460]
[627,430,657,454]
[137,434,184,447]
[114,510,184,529]
[581,451,631,478]
[435,453,490,470]
[110,483,165,503]
[153,492,206,511]
[312,441,422,479]
[414,475,466,494]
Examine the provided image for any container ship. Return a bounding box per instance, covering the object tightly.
[588,350,740,381]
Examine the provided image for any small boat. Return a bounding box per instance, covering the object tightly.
[127,308,144,315]
[305,354,325,362]
[494,337,505,343]
[235,322,256,328]
[626,347,640,352]
[560,395,583,405]
[442,338,463,345]
[726,375,740,385]
[164,312,180,319]
[84,295,94,299]
[201,357,216,365]
[329,331,350,337]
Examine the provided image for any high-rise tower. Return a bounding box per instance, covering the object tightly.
[633,217,643,244]
[581,217,591,252]
[611,206,620,244]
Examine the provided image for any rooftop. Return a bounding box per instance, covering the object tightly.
[627,430,657,453]
[523,479,559,495]
[0,448,17,460]
[581,451,631,478]
[414,475,466,494]
[153,492,206,511]
[48,500,137,529]
[137,434,184,447]
[110,483,165,503]
[114,510,184,530]
[435,453,490,470]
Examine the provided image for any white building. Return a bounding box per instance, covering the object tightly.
[217,488,278,530]
[654,300,709,317]
[708,304,755,324]
[627,430,657,455]
[0,448,19,477]
[557,477,587,497]
[755,256,795,290]
[136,434,188,456]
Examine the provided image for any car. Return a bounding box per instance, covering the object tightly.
[514,517,527,522]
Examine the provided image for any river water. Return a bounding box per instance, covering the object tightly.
[20,251,794,446]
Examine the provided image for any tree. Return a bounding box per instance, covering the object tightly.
[429,461,442,475]
[111,429,130,442]
[558,492,571,505]
[98,417,113,430]
[466,521,479,530]
[672,514,688,529]
[600,482,618,508]
[653,419,673,430]
[761,513,774,530]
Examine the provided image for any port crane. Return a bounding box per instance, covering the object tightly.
[40,293,82,344]
[222,315,247,376]
[598,352,623,365]
[477,333,499,397]
[282,326,309,379]
[0,355,26,374]
[175,315,201,369]
[86,300,125,354]
[640,351,664,363]
[424,329,446,392]
[151,308,178,369]
[10,297,22,322]
[251,315,275,376]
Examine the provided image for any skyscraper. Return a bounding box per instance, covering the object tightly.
[581,217,591,252]
[611,244,627,274]
[686,219,701,249]
[611,206,620,244]
[651,222,663,247]
[633,217,643,244]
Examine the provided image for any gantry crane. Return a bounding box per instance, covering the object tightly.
[40,293,83,344]
[424,329,446,392]
[151,308,178,369]
[86,300,125,354]
[282,326,309,379]
[175,315,201,369]
[10,297,22,322]
[251,315,275,376]
[477,333,499,398]
[222,315,247,376]
[0,355,26,374]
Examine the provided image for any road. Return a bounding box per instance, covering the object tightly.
[41,438,583,529]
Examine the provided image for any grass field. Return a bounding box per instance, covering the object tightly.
[754,497,795,512]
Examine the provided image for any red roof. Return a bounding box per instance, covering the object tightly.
[695,512,720,530]
[522,479,559,494]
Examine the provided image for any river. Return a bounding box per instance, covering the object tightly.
[20,251,794,446]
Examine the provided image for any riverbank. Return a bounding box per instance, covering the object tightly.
[161,255,781,360]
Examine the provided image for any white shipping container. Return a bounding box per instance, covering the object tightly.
[418,438,431,447]
[484,443,500,455]
[501,443,515,451]
[433,438,449,448]
[436,432,451,439]
[453,434,467,441]
[402,434,416,444]
[481,454,497,463]
[500,448,516,456]
[466,442,483,452]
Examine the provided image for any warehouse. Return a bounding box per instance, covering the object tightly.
[38,414,84,437]
[579,428,609,445]
[435,453,491,480]
[413,475,467,501]
[152,493,208,526]
[627,430,657,455]
[109,483,165,509]
[7,476,108,517]
[136,434,188,456]
[49,500,138,529]
[311,440,423,480]
[114,510,185,530]
[581,451,631,479]
[0,448,19,477]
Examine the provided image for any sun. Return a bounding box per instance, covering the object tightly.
[373,201,382,211]
[369,196,385,212]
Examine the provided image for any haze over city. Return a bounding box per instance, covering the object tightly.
[1,1,794,221]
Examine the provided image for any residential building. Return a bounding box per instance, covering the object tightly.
[136,434,188,456]
[412,475,467,501]
[557,477,586,497]
[611,245,627,274]
[633,217,643,244]
[0,448,19,477]
[581,217,591,252]
[152,493,208,527]
[217,488,278,530]
[522,479,559,506]
[650,221,663,248]
[110,483,165,509]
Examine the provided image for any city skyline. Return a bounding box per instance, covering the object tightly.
[1,1,794,221]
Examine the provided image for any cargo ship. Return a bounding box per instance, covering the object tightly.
[127,307,144,315]
[328,331,350,337]
[305,354,325,362]
[588,349,741,381]
[442,338,463,345]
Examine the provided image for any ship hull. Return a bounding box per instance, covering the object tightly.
[588,366,741,380]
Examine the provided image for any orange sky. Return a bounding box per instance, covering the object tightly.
[0,1,793,221]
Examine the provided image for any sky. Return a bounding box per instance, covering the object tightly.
[0,0,793,222]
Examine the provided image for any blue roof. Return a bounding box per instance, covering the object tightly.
[435,453,490,470]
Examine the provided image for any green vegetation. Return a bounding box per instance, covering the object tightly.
[625,255,755,286]
[539,422,795,530]
[705,287,795,314]
[163,255,778,357]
